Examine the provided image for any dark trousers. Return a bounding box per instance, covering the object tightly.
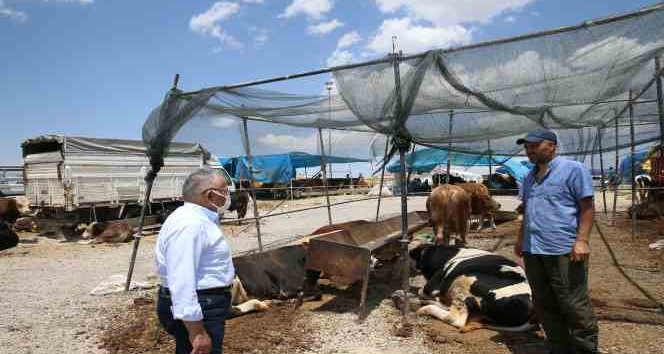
[157,288,231,354]
[524,253,598,354]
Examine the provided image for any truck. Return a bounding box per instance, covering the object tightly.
[21,135,233,221]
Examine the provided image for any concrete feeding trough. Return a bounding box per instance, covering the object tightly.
[304,211,430,319]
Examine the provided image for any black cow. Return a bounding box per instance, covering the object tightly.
[410,244,534,332]
[1,221,19,251]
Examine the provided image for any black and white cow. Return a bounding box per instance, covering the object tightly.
[410,244,534,332]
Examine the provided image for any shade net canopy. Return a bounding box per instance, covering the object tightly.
[142,2,664,172]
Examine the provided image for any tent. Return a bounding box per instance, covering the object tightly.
[220,152,369,185]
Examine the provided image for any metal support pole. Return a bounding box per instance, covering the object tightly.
[487,140,493,181]
[242,118,264,252]
[125,74,176,292]
[405,143,416,195]
[398,143,411,321]
[446,111,454,184]
[629,91,637,241]
[655,57,664,145]
[375,138,390,222]
[318,127,333,225]
[611,116,620,226]
[125,172,156,291]
[597,128,608,215]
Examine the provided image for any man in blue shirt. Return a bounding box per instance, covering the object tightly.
[514,129,598,354]
[156,168,235,354]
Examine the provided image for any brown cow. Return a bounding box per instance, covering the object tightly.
[426,185,471,246]
[77,221,133,243]
[457,183,501,231]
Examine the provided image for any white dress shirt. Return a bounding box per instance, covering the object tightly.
[155,202,235,321]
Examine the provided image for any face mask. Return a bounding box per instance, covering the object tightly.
[209,190,231,218]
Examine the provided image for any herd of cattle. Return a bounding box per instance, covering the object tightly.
[1,183,536,334]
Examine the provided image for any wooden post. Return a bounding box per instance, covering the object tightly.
[318,128,333,225]
[629,91,637,241]
[241,118,264,252]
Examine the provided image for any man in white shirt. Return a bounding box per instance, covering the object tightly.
[156,168,235,354]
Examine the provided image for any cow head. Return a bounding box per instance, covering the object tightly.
[409,243,462,280]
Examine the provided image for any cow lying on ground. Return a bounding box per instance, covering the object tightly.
[426,185,471,245]
[228,190,250,223]
[13,217,39,233]
[457,183,501,231]
[76,221,133,243]
[410,243,534,332]
[0,221,19,251]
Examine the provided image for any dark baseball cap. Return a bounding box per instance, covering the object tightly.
[516,129,558,145]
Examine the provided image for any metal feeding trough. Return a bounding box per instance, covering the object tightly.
[305,211,430,319]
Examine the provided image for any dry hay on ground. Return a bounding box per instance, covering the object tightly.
[99,295,312,354]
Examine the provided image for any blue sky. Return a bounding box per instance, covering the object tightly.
[0,0,658,170]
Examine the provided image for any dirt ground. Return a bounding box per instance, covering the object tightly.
[3,194,664,353]
[95,211,664,354]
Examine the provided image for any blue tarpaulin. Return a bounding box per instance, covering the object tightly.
[219,152,369,185]
[495,160,533,183]
[387,147,533,183]
[387,148,512,173]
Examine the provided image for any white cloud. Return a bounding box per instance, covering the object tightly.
[258,131,375,157]
[326,49,356,67]
[259,133,317,152]
[372,0,534,26]
[248,27,269,46]
[242,0,264,3]
[307,19,343,35]
[209,117,238,128]
[190,2,244,49]
[0,0,27,22]
[366,18,472,55]
[504,15,516,23]
[337,31,362,49]
[279,0,333,20]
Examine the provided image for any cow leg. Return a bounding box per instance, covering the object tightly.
[475,215,483,231]
[459,314,485,333]
[489,214,497,229]
[230,299,270,317]
[418,299,469,329]
[231,276,250,305]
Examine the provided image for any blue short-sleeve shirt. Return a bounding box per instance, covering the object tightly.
[520,156,594,255]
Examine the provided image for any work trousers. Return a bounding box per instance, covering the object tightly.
[157,287,231,354]
[524,253,598,354]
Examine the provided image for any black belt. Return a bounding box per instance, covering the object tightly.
[159,285,231,296]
